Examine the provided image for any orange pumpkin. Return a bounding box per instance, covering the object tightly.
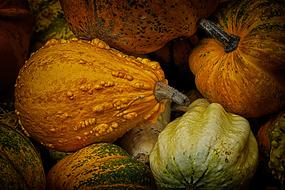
[15,38,189,152]
[189,0,285,118]
[59,0,218,54]
[0,0,33,94]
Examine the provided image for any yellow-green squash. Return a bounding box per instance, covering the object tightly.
[150,99,259,189]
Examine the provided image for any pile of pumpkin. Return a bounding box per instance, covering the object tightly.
[0,0,284,189]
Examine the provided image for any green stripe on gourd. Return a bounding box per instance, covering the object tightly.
[47,143,156,189]
[28,0,74,50]
[0,123,46,190]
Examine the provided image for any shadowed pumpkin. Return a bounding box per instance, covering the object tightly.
[59,0,218,54]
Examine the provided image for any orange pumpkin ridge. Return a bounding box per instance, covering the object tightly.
[189,0,285,118]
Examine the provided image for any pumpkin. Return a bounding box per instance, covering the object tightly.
[0,123,46,190]
[58,0,219,54]
[47,143,155,189]
[118,100,171,164]
[28,0,75,51]
[0,0,33,94]
[149,98,259,189]
[257,111,285,185]
[15,38,189,152]
[189,0,285,118]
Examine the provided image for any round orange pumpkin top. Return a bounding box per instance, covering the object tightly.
[189,0,285,118]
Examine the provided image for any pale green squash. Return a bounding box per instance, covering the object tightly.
[149,98,259,189]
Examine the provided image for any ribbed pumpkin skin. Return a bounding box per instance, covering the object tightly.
[59,0,218,54]
[189,0,285,118]
[47,143,155,189]
[0,123,46,190]
[15,38,167,151]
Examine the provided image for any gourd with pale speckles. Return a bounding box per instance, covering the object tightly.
[59,0,219,54]
[14,38,189,152]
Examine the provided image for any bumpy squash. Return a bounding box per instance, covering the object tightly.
[149,98,258,189]
[15,38,189,152]
[0,0,33,93]
[47,143,155,189]
[189,0,285,118]
[28,0,74,50]
[59,0,218,54]
[257,111,285,185]
[0,123,46,190]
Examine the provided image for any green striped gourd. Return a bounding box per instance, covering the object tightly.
[28,0,74,50]
[47,143,155,189]
[0,123,46,190]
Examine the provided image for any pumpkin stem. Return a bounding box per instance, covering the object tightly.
[154,82,190,106]
[199,18,240,53]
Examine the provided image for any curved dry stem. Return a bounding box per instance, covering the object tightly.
[154,82,190,106]
[199,18,240,53]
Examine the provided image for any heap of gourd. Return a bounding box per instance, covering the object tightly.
[0,0,284,189]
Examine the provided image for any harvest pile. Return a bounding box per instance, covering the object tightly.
[0,0,284,189]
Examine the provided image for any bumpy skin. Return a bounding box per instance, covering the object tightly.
[189,0,285,118]
[0,123,46,190]
[59,0,218,54]
[47,143,155,190]
[257,111,285,184]
[15,38,167,151]
[150,99,259,189]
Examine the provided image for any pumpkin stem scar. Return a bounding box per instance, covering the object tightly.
[199,18,240,53]
[154,82,190,106]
